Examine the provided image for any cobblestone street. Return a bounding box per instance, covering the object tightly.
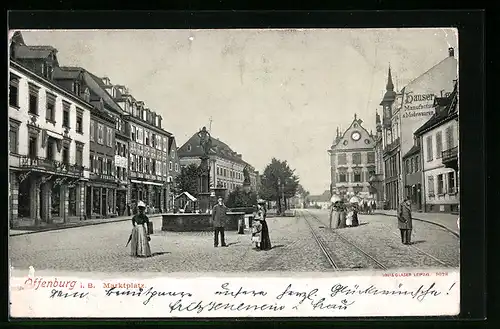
[9,210,459,274]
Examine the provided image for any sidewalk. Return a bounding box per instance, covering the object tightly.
[376,210,459,237]
[9,213,167,237]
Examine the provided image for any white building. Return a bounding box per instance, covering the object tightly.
[9,60,91,226]
[414,82,459,213]
[177,132,257,194]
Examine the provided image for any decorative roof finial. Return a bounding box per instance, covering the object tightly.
[354,113,357,120]
[386,65,394,91]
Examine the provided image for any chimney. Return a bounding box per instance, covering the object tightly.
[448,47,454,57]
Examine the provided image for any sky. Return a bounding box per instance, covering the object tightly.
[20,28,457,195]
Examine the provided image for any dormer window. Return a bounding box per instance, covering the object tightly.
[73,81,81,95]
[83,88,90,102]
[187,144,191,152]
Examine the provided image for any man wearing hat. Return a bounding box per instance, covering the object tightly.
[398,197,413,245]
[212,197,228,247]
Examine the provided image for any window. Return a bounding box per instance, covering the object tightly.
[90,154,94,171]
[337,153,347,165]
[83,88,90,102]
[9,123,19,154]
[62,101,70,128]
[187,144,192,152]
[73,81,81,95]
[75,146,83,166]
[98,157,104,174]
[353,170,362,182]
[436,131,443,159]
[426,136,433,161]
[151,134,156,147]
[89,121,95,141]
[175,163,179,172]
[46,139,55,160]
[107,128,113,147]
[98,124,104,144]
[139,156,143,172]
[152,159,156,174]
[427,176,435,196]
[446,126,455,150]
[46,93,56,122]
[28,136,38,159]
[131,126,136,141]
[9,76,19,108]
[28,83,40,114]
[137,128,143,144]
[339,172,347,183]
[145,131,150,146]
[76,109,83,133]
[352,153,361,165]
[163,137,168,152]
[437,174,444,194]
[367,151,375,164]
[62,145,70,164]
[448,172,456,193]
[415,155,420,171]
[410,158,414,174]
[169,161,172,171]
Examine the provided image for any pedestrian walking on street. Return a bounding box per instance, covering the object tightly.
[338,203,347,228]
[256,200,272,250]
[329,201,342,229]
[398,197,413,245]
[212,197,228,247]
[129,201,152,257]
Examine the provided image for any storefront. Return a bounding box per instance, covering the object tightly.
[86,173,118,219]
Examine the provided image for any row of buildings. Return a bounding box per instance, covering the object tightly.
[328,47,458,213]
[8,32,259,227]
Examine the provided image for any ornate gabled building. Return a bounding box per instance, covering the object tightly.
[328,114,377,199]
[9,32,91,227]
[177,133,258,195]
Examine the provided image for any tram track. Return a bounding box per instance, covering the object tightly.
[301,210,388,271]
[304,209,454,269]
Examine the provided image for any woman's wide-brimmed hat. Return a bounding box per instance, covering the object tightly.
[330,194,342,203]
[257,199,266,205]
[137,201,146,208]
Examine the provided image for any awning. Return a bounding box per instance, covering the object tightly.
[130,179,163,187]
[46,130,63,140]
[175,191,197,202]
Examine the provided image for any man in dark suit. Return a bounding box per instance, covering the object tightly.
[398,197,413,245]
[212,197,228,247]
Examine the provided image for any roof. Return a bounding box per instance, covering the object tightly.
[175,191,197,202]
[83,71,126,115]
[13,44,57,60]
[308,190,331,202]
[178,132,248,166]
[402,144,421,159]
[53,66,83,80]
[331,114,375,149]
[414,82,458,136]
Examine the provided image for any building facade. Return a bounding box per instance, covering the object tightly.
[328,115,377,199]
[368,111,385,206]
[415,82,459,213]
[178,134,255,194]
[9,58,91,227]
[380,68,402,210]
[166,136,181,211]
[402,143,423,211]
[105,84,172,212]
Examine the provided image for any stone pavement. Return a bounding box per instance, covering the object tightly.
[376,210,459,236]
[9,213,167,237]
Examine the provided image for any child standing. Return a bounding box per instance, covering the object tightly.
[251,220,262,249]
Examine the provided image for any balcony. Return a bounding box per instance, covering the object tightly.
[19,156,84,177]
[89,172,115,182]
[442,147,458,171]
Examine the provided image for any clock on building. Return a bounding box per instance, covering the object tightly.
[351,131,361,141]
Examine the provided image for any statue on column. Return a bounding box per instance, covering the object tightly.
[198,126,212,157]
[243,165,251,185]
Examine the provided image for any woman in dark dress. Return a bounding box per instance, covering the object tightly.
[257,200,272,251]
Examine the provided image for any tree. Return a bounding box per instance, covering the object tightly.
[174,163,200,197]
[226,186,258,208]
[259,158,300,215]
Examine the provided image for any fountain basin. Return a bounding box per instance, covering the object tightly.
[161,212,245,232]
